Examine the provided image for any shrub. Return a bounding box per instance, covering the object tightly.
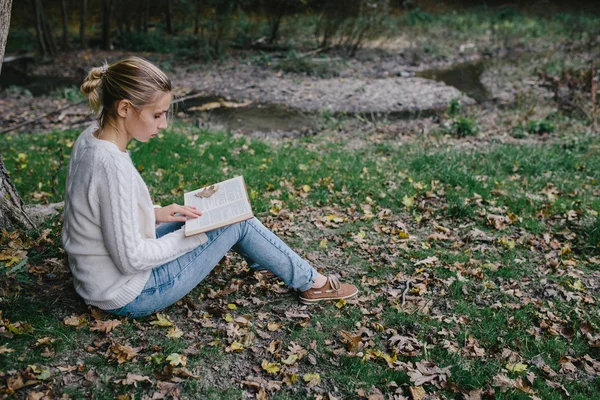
[407,8,433,26]
[510,124,527,139]
[445,117,479,137]
[526,119,555,135]
[446,98,462,118]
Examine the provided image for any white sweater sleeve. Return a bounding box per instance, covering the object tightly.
[98,155,204,274]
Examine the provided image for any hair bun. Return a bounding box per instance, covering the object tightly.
[80,66,105,113]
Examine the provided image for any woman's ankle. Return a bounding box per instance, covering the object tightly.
[311,273,327,289]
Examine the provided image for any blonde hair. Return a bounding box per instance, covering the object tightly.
[80,56,172,128]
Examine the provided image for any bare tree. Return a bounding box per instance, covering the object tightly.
[0,0,11,73]
[165,0,174,34]
[0,0,35,230]
[101,0,116,50]
[34,0,57,58]
[80,0,87,48]
[194,0,201,35]
[61,0,69,49]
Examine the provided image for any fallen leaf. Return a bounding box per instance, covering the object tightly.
[262,360,281,374]
[150,313,173,327]
[63,314,87,328]
[506,363,527,373]
[409,386,426,400]
[89,319,121,334]
[267,322,282,332]
[114,373,153,386]
[166,326,184,339]
[303,373,321,387]
[166,353,187,367]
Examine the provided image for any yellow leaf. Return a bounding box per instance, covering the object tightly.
[150,313,173,327]
[166,353,187,367]
[498,236,516,249]
[224,313,234,322]
[281,354,298,365]
[261,360,281,374]
[63,314,87,327]
[357,231,366,239]
[506,362,527,373]
[409,386,426,400]
[267,322,282,332]
[298,164,308,171]
[166,327,183,339]
[398,231,410,239]
[302,185,311,193]
[303,373,321,387]
[319,239,328,248]
[402,195,415,208]
[227,303,237,310]
[567,280,584,291]
[335,298,346,309]
[0,345,14,354]
[326,214,344,223]
[226,341,244,352]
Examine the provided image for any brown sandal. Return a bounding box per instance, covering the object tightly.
[299,275,358,304]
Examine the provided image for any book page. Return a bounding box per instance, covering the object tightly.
[184,176,253,235]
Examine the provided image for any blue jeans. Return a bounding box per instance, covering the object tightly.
[106,218,317,318]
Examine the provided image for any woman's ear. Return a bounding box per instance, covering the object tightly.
[116,100,130,118]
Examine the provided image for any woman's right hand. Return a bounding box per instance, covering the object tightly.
[154,204,202,223]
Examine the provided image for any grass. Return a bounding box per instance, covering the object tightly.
[2,5,600,398]
[1,119,599,398]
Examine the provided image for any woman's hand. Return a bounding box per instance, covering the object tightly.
[154,204,203,223]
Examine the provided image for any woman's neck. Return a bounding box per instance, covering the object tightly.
[96,123,128,152]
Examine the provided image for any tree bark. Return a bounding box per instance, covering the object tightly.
[61,0,69,49]
[101,0,113,50]
[143,0,149,32]
[0,156,34,231]
[80,0,87,48]
[0,0,12,75]
[40,0,57,55]
[194,0,201,35]
[165,0,173,34]
[34,0,48,57]
[0,0,36,231]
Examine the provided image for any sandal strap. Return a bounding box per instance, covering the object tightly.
[328,275,341,291]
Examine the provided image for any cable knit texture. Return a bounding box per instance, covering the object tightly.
[62,125,207,310]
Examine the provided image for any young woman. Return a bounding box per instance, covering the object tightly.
[62,56,358,318]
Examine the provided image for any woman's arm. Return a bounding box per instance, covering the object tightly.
[98,155,205,274]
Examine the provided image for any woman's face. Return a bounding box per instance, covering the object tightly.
[124,91,172,143]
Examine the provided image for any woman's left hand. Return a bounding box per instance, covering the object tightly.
[154,204,203,223]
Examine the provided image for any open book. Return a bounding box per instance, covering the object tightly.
[183,176,254,237]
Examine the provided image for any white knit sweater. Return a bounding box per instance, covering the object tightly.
[62,125,207,310]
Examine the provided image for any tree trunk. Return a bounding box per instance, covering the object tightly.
[123,2,131,33]
[194,0,200,35]
[0,0,12,74]
[34,0,56,58]
[40,0,57,55]
[101,0,113,50]
[34,0,48,57]
[80,0,87,48]
[0,156,34,231]
[135,0,142,32]
[61,0,69,49]
[0,0,35,231]
[165,0,173,34]
[143,0,149,32]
